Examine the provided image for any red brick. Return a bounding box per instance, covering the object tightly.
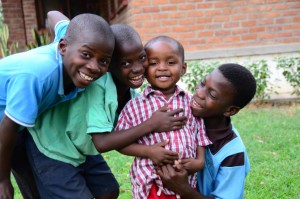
[196,3,213,9]
[241,21,256,27]
[214,2,231,8]
[249,27,265,33]
[143,7,160,13]
[197,31,214,38]
[224,22,239,28]
[179,4,196,10]
[242,34,257,40]
[161,5,178,11]
[224,36,241,42]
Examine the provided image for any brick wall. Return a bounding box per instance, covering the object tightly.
[2,0,37,50]
[111,0,300,59]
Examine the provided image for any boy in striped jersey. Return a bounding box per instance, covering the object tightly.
[115,36,211,199]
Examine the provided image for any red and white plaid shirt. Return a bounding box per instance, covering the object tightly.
[115,86,211,199]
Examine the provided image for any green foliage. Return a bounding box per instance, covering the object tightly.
[0,24,19,57]
[181,61,220,92]
[246,59,272,102]
[276,54,300,96]
[0,2,4,28]
[26,29,51,50]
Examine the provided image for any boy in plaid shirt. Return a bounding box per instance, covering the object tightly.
[115,36,211,199]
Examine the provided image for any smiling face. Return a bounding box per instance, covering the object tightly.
[110,40,148,89]
[59,31,114,90]
[145,40,186,97]
[191,69,237,118]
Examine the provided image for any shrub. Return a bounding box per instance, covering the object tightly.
[275,54,300,96]
[0,24,19,57]
[26,28,51,50]
[246,59,272,102]
[181,61,220,92]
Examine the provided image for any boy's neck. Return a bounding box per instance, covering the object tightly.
[204,116,230,130]
[63,67,75,94]
[150,85,176,100]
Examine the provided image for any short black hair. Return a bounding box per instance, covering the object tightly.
[109,24,142,68]
[110,24,141,47]
[65,13,113,43]
[218,63,257,108]
[144,36,185,61]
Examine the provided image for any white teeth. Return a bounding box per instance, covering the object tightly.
[79,72,94,81]
[158,76,169,80]
[193,99,201,107]
[131,75,143,81]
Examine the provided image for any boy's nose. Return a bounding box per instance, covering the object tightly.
[132,62,144,73]
[157,62,167,70]
[87,60,101,74]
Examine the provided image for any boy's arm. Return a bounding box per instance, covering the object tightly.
[0,115,20,199]
[157,164,212,199]
[92,106,186,153]
[47,11,69,37]
[118,141,178,165]
[180,146,205,174]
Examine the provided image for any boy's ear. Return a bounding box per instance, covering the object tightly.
[181,62,187,76]
[58,38,67,55]
[224,106,240,117]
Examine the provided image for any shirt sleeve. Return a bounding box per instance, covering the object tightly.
[195,117,212,146]
[84,81,114,134]
[54,20,69,42]
[211,165,247,199]
[114,102,134,131]
[5,74,41,126]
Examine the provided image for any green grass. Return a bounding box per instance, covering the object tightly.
[13,104,300,198]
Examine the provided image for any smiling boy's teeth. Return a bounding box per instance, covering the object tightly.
[79,72,93,81]
[131,75,143,80]
[193,99,200,106]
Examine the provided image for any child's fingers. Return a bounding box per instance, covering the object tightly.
[154,139,169,147]
[168,108,184,116]
[158,105,170,112]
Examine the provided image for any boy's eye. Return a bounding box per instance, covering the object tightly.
[199,81,205,87]
[99,58,110,66]
[168,61,175,65]
[149,61,158,66]
[139,55,147,62]
[82,52,91,59]
[122,61,131,67]
[209,91,217,99]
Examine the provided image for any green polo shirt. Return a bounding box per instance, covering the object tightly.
[28,72,139,166]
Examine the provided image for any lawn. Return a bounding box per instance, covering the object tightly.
[13,103,300,198]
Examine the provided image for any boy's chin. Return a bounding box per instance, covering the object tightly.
[191,108,203,117]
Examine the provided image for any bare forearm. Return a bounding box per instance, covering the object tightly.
[47,11,69,36]
[92,120,154,153]
[118,143,149,157]
[0,116,19,181]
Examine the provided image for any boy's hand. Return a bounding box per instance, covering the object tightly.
[150,106,187,132]
[148,140,178,166]
[157,163,191,196]
[0,179,14,199]
[179,158,204,175]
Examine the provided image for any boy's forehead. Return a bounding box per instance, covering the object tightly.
[209,69,233,89]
